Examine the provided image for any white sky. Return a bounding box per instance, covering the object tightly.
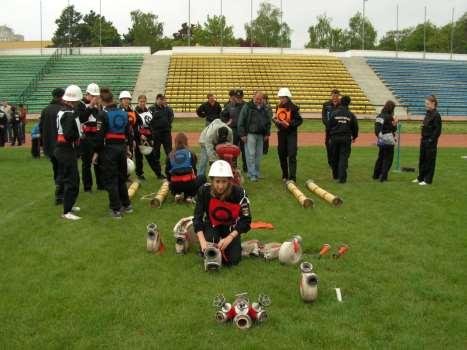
[1,0,466,48]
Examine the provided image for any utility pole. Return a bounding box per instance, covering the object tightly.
[423,5,427,59]
[99,0,102,55]
[40,0,43,56]
[220,0,224,53]
[188,0,191,46]
[450,8,455,60]
[362,0,367,51]
[395,4,399,57]
[250,0,253,54]
[280,0,283,54]
[68,0,71,52]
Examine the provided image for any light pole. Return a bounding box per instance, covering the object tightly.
[188,0,191,46]
[40,0,43,56]
[68,0,71,52]
[99,0,102,55]
[450,8,455,60]
[250,0,253,54]
[220,0,224,53]
[280,0,283,54]
[395,4,399,57]
[362,0,367,51]
[423,5,427,59]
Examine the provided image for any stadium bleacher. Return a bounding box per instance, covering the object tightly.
[165,54,374,114]
[366,57,467,116]
[0,56,50,105]
[23,55,144,113]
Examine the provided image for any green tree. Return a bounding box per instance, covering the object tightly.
[82,11,121,46]
[172,22,201,46]
[305,14,333,49]
[244,2,291,47]
[452,12,467,53]
[124,10,168,53]
[347,11,377,49]
[195,15,236,46]
[52,5,83,47]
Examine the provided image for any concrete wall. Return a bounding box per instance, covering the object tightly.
[169,46,330,56]
[0,46,151,56]
[335,50,467,61]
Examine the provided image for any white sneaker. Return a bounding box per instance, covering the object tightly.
[72,206,81,212]
[62,212,81,220]
[419,181,428,186]
[412,179,419,183]
[175,194,184,204]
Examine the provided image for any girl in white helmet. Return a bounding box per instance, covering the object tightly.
[193,160,251,266]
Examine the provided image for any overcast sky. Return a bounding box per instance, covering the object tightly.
[1,0,466,48]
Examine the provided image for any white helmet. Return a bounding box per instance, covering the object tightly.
[127,158,135,174]
[277,88,292,98]
[138,144,153,155]
[86,83,100,96]
[63,85,83,102]
[119,91,132,100]
[208,160,233,178]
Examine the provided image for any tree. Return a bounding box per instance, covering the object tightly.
[82,11,121,46]
[195,15,237,46]
[52,5,83,47]
[244,2,291,47]
[172,22,201,46]
[347,12,377,49]
[305,14,333,49]
[124,10,168,52]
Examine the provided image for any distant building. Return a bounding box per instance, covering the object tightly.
[0,25,24,42]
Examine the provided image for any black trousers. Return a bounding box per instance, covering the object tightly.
[203,224,242,266]
[80,136,103,191]
[373,145,394,181]
[169,175,206,197]
[31,138,40,158]
[134,144,159,177]
[0,126,6,146]
[11,125,21,145]
[54,147,80,214]
[325,131,332,167]
[418,139,438,184]
[330,136,352,183]
[101,143,131,211]
[277,130,298,181]
[49,154,64,204]
[153,131,172,176]
[232,128,247,172]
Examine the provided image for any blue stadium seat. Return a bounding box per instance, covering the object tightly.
[366,57,467,116]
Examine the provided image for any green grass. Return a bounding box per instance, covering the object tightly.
[168,119,467,134]
[1,146,466,349]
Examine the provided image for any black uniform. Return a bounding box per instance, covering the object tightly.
[54,107,81,214]
[197,101,222,125]
[221,100,247,171]
[274,101,303,181]
[373,112,397,181]
[328,106,359,183]
[99,105,131,211]
[77,100,104,191]
[165,148,206,197]
[0,110,7,147]
[40,98,65,204]
[9,109,21,146]
[134,106,160,178]
[322,101,340,166]
[193,184,251,266]
[417,109,442,184]
[149,104,174,176]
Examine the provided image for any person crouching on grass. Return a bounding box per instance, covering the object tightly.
[193,160,251,266]
[165,132,206,204]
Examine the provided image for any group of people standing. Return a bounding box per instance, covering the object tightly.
[0,101,27,147]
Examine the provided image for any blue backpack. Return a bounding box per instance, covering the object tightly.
[170,149,193,174]
[107,108,128,134]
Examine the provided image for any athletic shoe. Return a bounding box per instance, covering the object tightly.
[110,210,123,219]
[71,206,81,212]
[121,205,133,213]
[412,179,420,183]
[175,194,184,203]
[62,212,81,220]
[185,197,196,204]
[418,181,428,186]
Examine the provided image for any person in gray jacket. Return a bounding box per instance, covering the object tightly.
[198,118,233,176]
[237,91,272,181]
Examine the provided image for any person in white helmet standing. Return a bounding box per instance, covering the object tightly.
[193,160,251,266]
[273,88,303,182]
[78,83,105,192]
[54,85,83,220]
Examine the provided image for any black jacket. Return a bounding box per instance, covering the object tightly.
[421,109,442,142]
[328,106,359,140]
[274,101,303,133]
[197,101,222,123]
[193,184,251,234]
[39,99,64,157]
[238,101,272,137]
[322,101,340,131]
[374,112,396,137]
[149,104,174,133]
[55,107,81,150]
[220,101,245,128]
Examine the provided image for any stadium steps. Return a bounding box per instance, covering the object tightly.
[164,54,375,114]
[341,57,407,116]
[132,55,170,103]
[24,55,144,113]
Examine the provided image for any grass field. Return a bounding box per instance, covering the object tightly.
[1,145,466,349]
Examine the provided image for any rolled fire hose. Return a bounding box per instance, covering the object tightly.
[150,180,170,208]
[305,179,343,207]
[127,181,140,199]
[285,180,314,208]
